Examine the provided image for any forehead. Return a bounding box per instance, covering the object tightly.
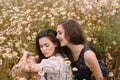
[39,37,52,44]
[57,25,64,31]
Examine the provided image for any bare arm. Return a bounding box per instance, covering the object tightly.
[18,52,42,72]
[11,52,41,80]
[84,50,104,80]
[11,52,34,78]
[11,51,40,72]
[23,56,61,73]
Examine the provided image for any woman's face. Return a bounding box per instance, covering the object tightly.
[56,25,69,46]
[39,37,56,57]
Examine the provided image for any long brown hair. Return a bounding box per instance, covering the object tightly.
[58,19,87,45]
[57,19,87,62]
[36,29,65,62]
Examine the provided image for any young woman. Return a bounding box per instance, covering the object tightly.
[56,19,104,80]
[12,29,73,80]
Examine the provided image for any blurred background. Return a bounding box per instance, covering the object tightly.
[0,0,120,80]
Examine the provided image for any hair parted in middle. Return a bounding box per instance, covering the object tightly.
[35,28,65,62]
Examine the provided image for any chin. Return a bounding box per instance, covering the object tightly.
[60,43,63,46]
[61,43,66,47]
[60,44,64,47]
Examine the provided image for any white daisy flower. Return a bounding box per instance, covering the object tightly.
[108,71,114,77]
[65,60,71,66]
[72,67,78,71]
[19,77,26,80]
[51,67,55,72]
[38,69,45,76]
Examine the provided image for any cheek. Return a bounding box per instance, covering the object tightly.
[50,47,55,53]
[51,47,55,52]
[62,33,67,40]
[62,35,68,42]
[40,48,43,52]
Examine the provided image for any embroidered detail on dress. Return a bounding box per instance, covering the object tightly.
[51,67,55,72]
[38,68,44,76]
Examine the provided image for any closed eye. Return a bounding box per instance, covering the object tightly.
[45,43,49,47]
[57,31,62,35]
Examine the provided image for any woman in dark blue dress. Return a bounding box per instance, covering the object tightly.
[56,19,104,80]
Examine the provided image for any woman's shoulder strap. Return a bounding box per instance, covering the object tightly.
[80,46,91,60]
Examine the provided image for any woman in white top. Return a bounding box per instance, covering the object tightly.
[13,29,73,80]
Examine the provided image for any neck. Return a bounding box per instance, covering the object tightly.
[67,44,84,60]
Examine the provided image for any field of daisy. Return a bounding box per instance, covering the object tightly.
[0,0,120,80]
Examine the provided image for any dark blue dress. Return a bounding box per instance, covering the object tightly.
[72,46,92,80]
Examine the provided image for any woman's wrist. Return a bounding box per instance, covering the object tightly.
[28,62,33,72]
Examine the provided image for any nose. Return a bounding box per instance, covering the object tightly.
[56,34,59,39]
[43,47,46,51]
[41,47,47,52]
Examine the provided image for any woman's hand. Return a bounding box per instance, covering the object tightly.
[20,51,34,63]
[26,51,35,56]
[27,55,36,63]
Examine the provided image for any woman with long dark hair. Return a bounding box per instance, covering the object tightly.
[12,29,73,80]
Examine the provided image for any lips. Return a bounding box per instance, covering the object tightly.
[43,52,47,56]
[44,52,47,55]
[58,39,62,43]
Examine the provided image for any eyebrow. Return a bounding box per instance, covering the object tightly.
[40,43,48,45]
[57,30,62,32]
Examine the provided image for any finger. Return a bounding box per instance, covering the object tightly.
[27,52,34,56]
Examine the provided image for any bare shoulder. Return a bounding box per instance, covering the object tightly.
[84,50,98,65]
[84,50,96,58]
